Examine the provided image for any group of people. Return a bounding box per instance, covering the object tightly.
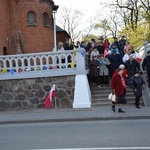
[81,36,149,113]
[111,65,145,113]
[56,36,150,113]
[87,36,143,86]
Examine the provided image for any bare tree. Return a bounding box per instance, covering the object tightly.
[140,0,150,13]
[94,6,121,38]
[57,7,84,42]
[139,0,150,24]
[114,0,140,31]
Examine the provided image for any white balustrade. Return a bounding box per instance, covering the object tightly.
[0,48,88,80]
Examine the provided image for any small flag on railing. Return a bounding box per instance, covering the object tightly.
[1,68,6,73]
[69,62,74,68]
[10,69,15,75]
[81,52,84,57]
[44,84,56,108]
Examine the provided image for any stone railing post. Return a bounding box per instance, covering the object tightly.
[76,48,85,71]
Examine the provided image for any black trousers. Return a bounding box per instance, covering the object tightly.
[135,96,141,107]
[100,75,109,85]
[92,76,100,85]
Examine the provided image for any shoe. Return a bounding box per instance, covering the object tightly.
[136,106,140,109]
[118,109,125,113]
[112,106,115,112]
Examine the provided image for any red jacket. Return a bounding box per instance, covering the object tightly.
[112,69,128,81]
[103,42,110,49]
[111,73,125,95]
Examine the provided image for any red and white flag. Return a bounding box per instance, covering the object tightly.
[44,84,56,108]
[136,57,142,63]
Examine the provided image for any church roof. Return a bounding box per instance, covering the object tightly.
[56,25,65,32]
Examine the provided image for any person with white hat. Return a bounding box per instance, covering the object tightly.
[111,68,127,113]
[112,64,128,78]
[112,64,128,99]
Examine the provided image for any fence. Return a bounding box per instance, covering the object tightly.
[0,48,88,80]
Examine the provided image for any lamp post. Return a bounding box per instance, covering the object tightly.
[52,5,59,52]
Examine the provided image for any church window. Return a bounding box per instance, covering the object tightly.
[43,12,50,27]
[27,11,36,25]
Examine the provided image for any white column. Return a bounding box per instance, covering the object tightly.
[73,74,91,108]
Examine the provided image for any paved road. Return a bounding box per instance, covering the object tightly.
[1,119,150,150]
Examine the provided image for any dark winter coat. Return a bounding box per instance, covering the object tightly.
[142,56,150,71]
[118,39,126,51]
[130,75,145,97]
[108,53,123,76]
[111,73,125,95]
[125,59,140,78]
[89,59,99,77]
[97,45,105,54]
[63,43,70,50]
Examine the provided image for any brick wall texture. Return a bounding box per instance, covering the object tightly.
[0,0,54,55]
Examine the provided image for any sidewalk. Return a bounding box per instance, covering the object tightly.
[0,105,150,125]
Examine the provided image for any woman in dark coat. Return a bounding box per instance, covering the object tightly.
[89,56,100,87]
[130,71,145,108]
[108,49,123,77]
[111,68,127,113]
[125,55,140,78]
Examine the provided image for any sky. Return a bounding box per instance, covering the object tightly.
[54,0,102,19]
[53,0,114,39]
[54,0,113,19]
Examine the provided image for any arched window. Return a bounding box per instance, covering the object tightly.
[27,11,36,25]
[43,12,50,26]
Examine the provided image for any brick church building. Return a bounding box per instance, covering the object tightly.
[0,0,56,55]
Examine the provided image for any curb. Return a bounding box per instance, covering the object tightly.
[1,115,150,125]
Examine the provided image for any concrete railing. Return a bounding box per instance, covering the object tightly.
[138,42,150,106]
[0,48,88,80]
[138,42,150,60]
[0,48,91,109]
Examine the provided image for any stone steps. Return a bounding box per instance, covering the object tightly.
[90,84,144,107]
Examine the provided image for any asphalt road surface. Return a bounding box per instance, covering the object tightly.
[0,119,150,150]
